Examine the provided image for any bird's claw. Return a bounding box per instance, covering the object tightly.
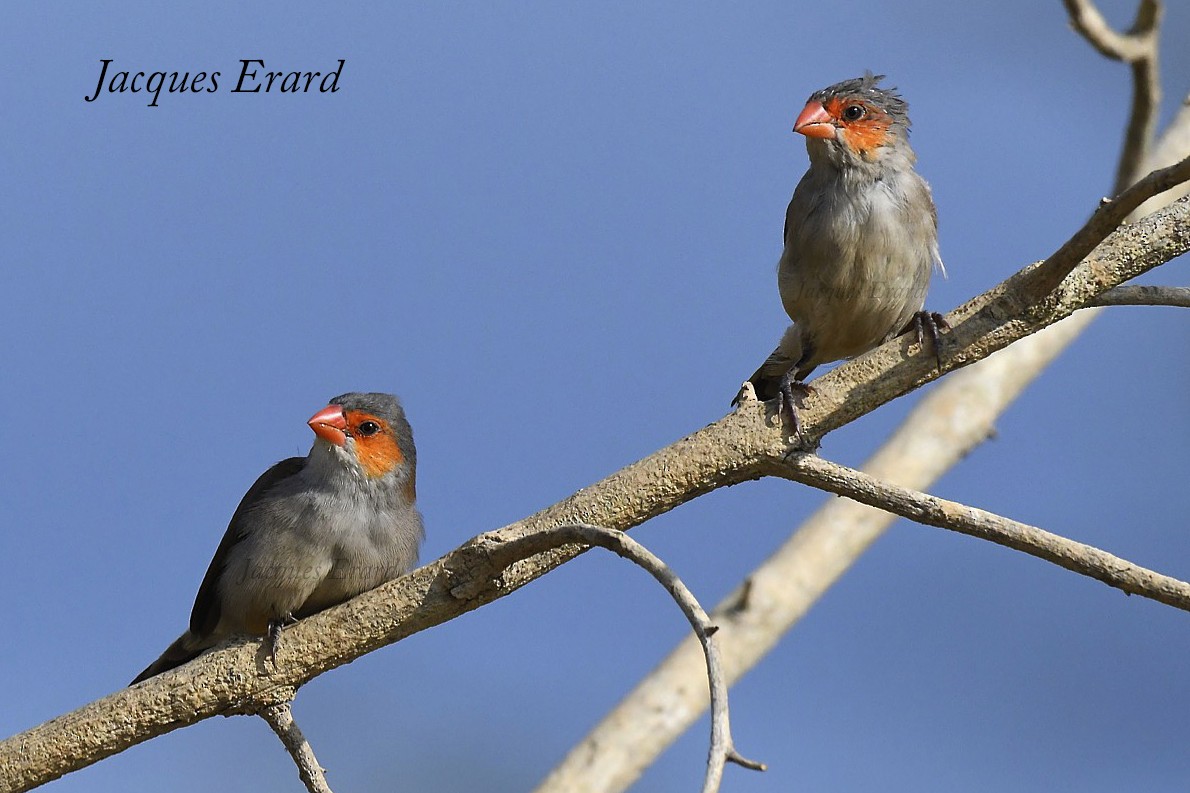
[266,613,297,667]
[776,373,814,442]
[912,311,949,371]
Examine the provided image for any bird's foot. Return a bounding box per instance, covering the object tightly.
[266,613,297,667]
[776,372,814,441]
[912,311,949,371]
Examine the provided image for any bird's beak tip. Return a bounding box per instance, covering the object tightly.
[793,100,835,140]
[308,405,349,447]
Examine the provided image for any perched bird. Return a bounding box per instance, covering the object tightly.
[131,392,423,684]
[743,73,945,435]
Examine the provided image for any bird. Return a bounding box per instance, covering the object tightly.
[131,392,424,684]
[741,72,946,437]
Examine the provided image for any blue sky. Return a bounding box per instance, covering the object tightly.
[3,2,1188,791]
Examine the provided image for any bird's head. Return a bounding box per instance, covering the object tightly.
[307,392,417,502]
[793,72,914,172]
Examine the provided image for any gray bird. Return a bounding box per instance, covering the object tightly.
[131,392,423,684]
[744,73,945,433]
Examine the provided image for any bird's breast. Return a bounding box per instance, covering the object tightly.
[215,481,424,630]
[779,171,935,362]
[293,489,424,613]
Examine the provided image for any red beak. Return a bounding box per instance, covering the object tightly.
[308,405,348,447]
[793,101,835,140]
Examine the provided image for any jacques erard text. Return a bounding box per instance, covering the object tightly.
[83,59,345,107]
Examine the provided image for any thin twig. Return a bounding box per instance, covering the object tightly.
[477,523,765,793]
[1025,153,1190,298]
[259,703,333,793]
[772,453,1190,611]
[1089,284,1190,307]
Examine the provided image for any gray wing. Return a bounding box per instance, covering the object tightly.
[781,168,822,258]
[188,457,306,637]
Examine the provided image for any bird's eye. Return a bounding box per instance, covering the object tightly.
[842,104,866,122]
[357,421,381,437]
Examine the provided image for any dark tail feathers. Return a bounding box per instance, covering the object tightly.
[130,631,205,685]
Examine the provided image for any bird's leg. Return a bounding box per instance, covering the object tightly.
[266,612,297,667]
[776,370,815,441]
[911,311,949,370]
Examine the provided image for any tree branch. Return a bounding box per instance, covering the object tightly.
[441,522,766,793]
[1024,154,1189,297]
[259,702,334,793]
[1063,0,1159,62]
[771,453,1190,610]
[1089,284,1190,307]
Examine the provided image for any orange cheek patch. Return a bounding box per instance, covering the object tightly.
[355,433,404,478]
[820,97,892,158]
[344,411,405,479]
[843,120,891,155]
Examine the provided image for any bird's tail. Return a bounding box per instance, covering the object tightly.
[742,354,793,403]
[734,325,811,404]
[130,631,207,685]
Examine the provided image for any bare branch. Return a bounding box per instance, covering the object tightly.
[2,192,1188,793]
[259,703,334,793]
[462,523,766,793]
[1025,154,1190,297]
[1063,0,1162,189]
[535,316,1097,793]
[1089,284,1190,307]
[1063,0,1159,61]
[771,453,1190,611]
